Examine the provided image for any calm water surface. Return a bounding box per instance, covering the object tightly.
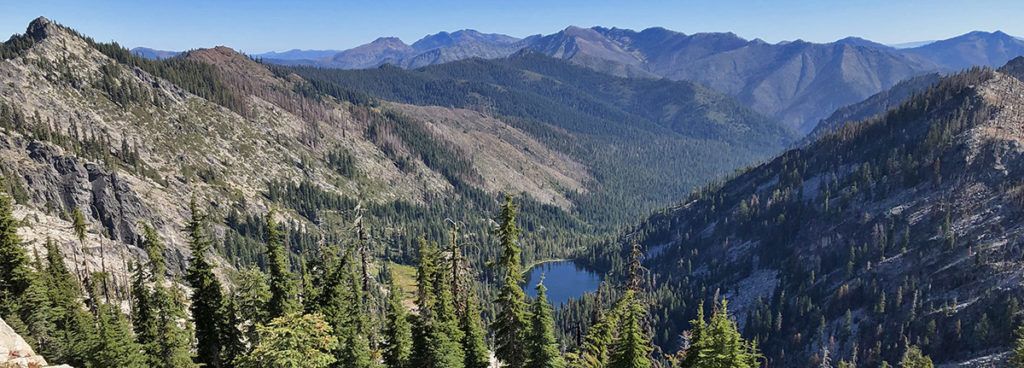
[525,261,601,306]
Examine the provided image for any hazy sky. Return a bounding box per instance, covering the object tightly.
[2,0,1022,53]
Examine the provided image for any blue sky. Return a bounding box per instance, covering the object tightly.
[2,0,1022,53]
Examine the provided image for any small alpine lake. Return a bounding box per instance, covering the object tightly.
[525,260,602,306]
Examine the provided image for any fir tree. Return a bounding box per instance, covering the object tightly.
[383,272,413,368]
[89,274,148,368]
[237,313,338,368]
[0,189,31,316]
[898,346,932,368]
[459,286,489,368]
[570,299,618,368]
[313,249,373,368]
[265,211,297,318]
[184,199,226,368]
[491,196,530,368]
[233,266,270,347]
[140,225,197,368]
[608,290,652,368]
[1012,324,1024,368]
[411,238,464,368]
[678,298,761,368]
[527,281,566,368]
[40,238,94,366]
[220,296,246,367]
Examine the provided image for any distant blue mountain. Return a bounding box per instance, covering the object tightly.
[252,49,342,61]
[130,47,181,60]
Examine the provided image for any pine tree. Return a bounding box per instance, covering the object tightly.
[71,206,87,281]
[383,273,413,368]
[0,189,31,316]
[459,291,490,368]
[527,281,566,368]
[411,238,464,368]
[313,249,374,368]
[492,196,530,368]
[237,313,338,368]
[185,199,226,368]
[570,300,618,368]
[131,260,155,347]
[678,298,761,368]
[40,238,95,366]
[608,290,652,368]
[233,266,270,347]
[220,296,246,367]
[1012,324,1024,368]
[139,225,197,368]
[89,274,148,368]
[898,346,932,368]
[265,211,297,318]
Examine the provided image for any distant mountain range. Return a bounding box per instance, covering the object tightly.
[132,27,1024,134]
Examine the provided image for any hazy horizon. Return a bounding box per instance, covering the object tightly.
[2,0,1023,54]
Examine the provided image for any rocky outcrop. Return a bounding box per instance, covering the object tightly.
[0,316,63,368]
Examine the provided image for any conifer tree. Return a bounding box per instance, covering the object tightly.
[71,206,87,280]
[492,196,530,368]
[678,298,761,368]
[1012,324,1024,368]
[527,281,566,368]
[609,240,652,368]
[383,272,413,368]
[265,211,297,318]
[608,290,652,368]
[220,296,246,367]
[139,225,197,368]
[411,238,464,368]
[459,291,490,368]
[898,346,932,368]
[89,273,148,368]
[233,266,271,347]
[0,189,31,316]
[313,249,373,368]
[185,199,226,368]
[570,300,618,368]
[237,313,338,368]
[40,238,95,366]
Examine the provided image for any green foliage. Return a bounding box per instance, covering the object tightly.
[411,239,465,368]
[383,273,414,368]
[136,226,197,368]
[492,196,531,368]
[527,282,566,368]
[898,346,932,368]
[1012,324,1024,368]
[184,200,227,368]
[90,296,149,368]
[232,266,271,347]
[459,292,490,368]
[264,211,297,318]
[608,290,652,368]
[237,313,338,368]
[677,299,760,368]
[283,53,794,227]
[0,190,31,316]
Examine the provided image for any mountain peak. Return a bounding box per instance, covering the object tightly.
[371,36,407,46]
[26,16,60,40]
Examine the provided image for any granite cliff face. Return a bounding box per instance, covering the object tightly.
[0,316,67,368]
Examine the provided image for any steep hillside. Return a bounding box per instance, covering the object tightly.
[282,51,797,225]
[588,59,1024,366]
[806,72,942,141]
[0,17,599,288]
